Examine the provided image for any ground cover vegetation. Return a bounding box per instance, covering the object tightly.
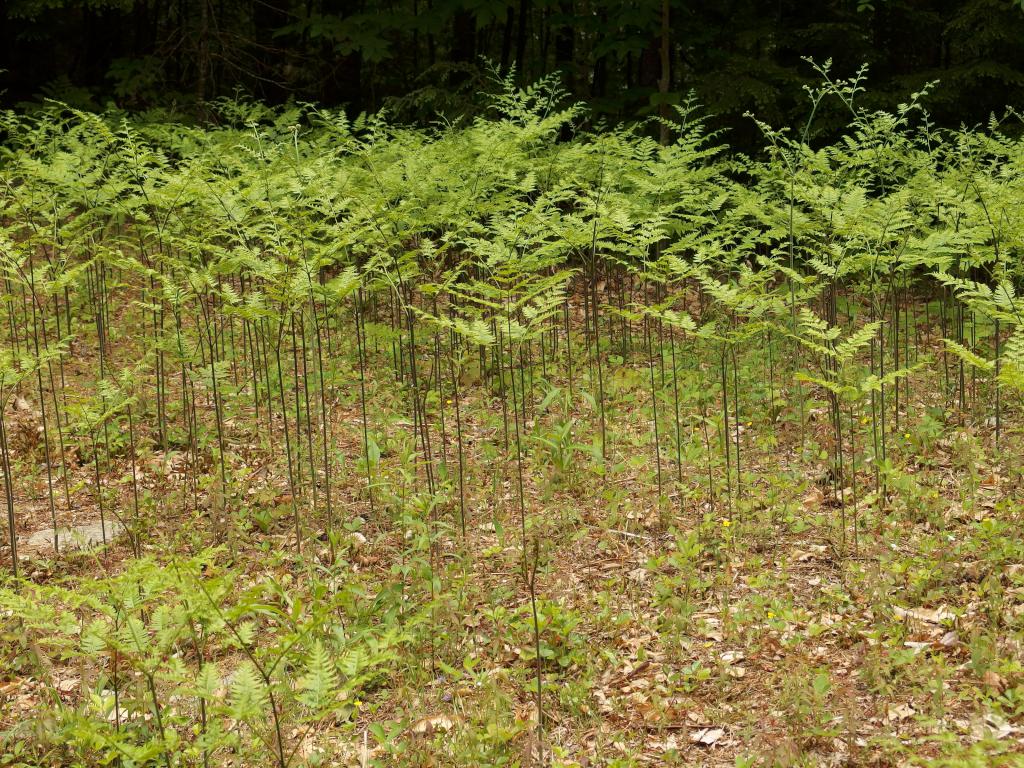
[1,67,1024,766]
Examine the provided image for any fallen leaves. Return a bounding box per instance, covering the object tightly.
[982,670,1006,693]
[719,650,746,678]
[801,487,824,511]
[689,726,725,746]
[886,702,915,722]
[792,543,828,562]
[409,713,458,737]
[893,604,956,625]
[975,712,1021,741]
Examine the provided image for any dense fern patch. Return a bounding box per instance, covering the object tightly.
[1,74,1023,766]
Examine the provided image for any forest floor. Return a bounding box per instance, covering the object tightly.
[3,303,1024,768]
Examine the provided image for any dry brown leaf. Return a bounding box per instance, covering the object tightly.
[983,713,1018,740]
[410,714,456,736]
[886,702,915,722]
[0,680,23,697]
[765,738,801,768]
[654,733,680,752]
[801,487,824,511]
[627,567,648,583]
[893,605,955,625]
[939,631,959,648]
[690,727,724,746]
[982,670,1006,693]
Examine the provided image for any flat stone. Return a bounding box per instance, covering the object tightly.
[25,520,123,550]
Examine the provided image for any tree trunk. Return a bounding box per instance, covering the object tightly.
[515,0,531,81]
[555,1,575,91]
[501,6,514,74]
[659,0,670,145]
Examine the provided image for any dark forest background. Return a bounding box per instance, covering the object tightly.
[3,0,1024,146]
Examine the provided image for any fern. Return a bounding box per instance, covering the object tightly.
[298,642,339,712]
